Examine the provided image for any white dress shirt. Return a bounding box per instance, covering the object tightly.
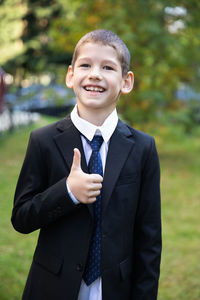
[68,105,118,300]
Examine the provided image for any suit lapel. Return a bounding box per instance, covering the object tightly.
[53,117,135,217]
[102,120,135,214]
[53,117,93,217]
[53,116,88,173]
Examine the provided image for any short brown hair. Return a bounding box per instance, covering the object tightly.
[71,29,130,77]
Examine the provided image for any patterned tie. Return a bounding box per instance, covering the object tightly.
[83,135,104,286]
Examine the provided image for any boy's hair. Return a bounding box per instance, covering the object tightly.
[71,29,130,77]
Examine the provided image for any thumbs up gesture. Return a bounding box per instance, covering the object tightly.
[67,148,103,204]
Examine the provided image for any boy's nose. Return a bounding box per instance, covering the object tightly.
[88,67,102,80]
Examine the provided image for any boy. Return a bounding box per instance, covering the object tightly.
[12,29,161,300]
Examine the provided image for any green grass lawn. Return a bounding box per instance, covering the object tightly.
[0,118,200,300]
[156,126,200,300]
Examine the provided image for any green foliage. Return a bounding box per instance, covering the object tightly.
[0,0,26,65]
[165,101,200,134]
[1,0,200,124]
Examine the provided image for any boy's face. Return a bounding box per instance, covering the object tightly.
[66,42,133,117]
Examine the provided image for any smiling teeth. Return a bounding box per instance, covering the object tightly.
[85,86,104,92]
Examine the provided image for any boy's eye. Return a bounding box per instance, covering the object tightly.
[80,64,90,68]
[103,66,114,70]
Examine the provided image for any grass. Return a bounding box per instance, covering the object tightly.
[0,117,200,299]
[155,125,200,300]
[0,117,57,300]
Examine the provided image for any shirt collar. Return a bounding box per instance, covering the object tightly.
[70,105,118,142]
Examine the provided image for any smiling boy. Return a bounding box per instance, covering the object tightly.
[12,29,161,300]
[66,42,133,125]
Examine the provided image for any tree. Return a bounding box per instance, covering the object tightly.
[0,0,25,65]
[48,0,200,123]
[2,0,70,83]
[2,0,200,124]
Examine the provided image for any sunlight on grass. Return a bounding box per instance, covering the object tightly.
[156,126,200,300]
[0,118,200,300]
[0,117,57,300]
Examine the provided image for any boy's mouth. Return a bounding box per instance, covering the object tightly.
[84,85,105,93]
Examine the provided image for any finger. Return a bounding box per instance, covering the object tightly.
[71,148,81,170]
[90,183,102,191]
[88,189,101,198]
[90,174,103,183]
[87,196,97,203]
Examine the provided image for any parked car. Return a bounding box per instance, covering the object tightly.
[5,83,76,117]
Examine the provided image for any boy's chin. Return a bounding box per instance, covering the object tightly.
[79,99,104,108]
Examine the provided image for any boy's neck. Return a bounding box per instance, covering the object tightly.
[77,105,115,126]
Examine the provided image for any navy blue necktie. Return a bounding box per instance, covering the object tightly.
[83,135,103,286]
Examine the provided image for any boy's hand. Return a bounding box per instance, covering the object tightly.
[67,148,103,204]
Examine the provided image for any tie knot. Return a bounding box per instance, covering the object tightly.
[89,135,103,151]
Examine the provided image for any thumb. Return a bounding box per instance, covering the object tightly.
[71,148,81,170]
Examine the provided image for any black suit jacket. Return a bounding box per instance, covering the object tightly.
[11,116,162,300]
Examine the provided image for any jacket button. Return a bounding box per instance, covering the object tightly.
[76,263,83,272]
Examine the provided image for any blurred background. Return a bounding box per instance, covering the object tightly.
[0,0,200,299]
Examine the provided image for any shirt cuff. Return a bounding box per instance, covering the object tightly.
[66,180,80,205]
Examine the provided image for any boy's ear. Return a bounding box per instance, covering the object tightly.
[121,71,134,95]
[66,65,74,89]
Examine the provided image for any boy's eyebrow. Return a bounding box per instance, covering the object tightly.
[77,57,119,67]
[102,59,119,67]
[76,57,90,63]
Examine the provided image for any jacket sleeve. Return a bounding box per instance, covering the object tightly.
[132,137,162,300]
[11,131,80,234]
